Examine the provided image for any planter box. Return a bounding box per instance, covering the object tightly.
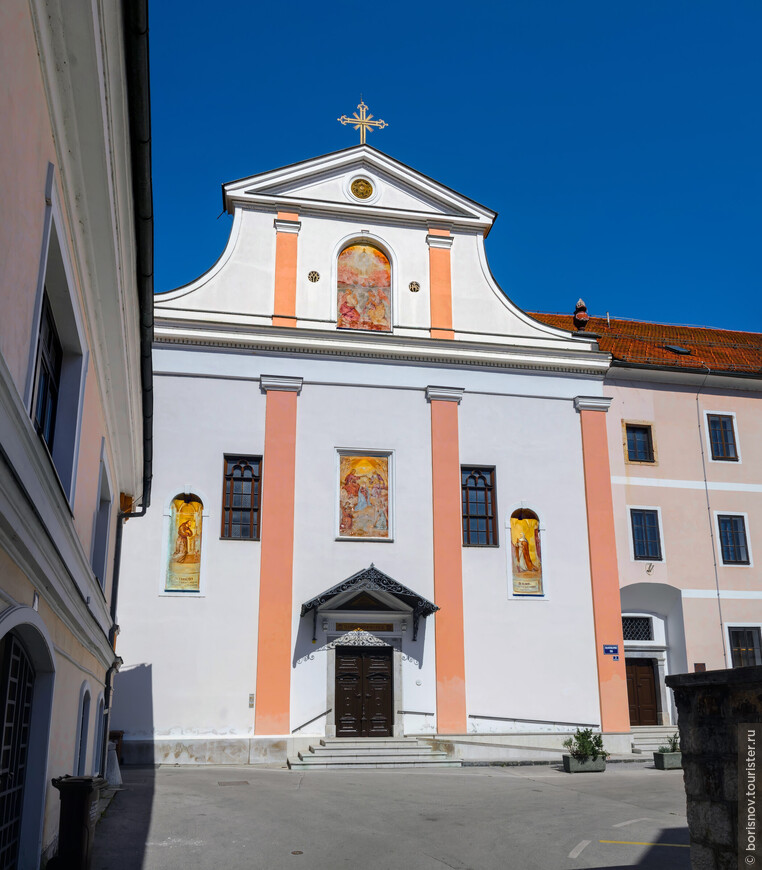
[562,754,606,773]
[653,751,682,770]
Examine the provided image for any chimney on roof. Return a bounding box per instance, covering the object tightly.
[573,298,590,331]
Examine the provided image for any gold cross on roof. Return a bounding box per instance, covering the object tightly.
[337,100,388,145]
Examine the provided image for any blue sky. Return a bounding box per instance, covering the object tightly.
[149,1,761,330]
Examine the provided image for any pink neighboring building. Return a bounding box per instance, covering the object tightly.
[537,306,762,731]
[0,1,152,863]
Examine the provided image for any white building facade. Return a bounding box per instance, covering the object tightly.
[112,146,631,763]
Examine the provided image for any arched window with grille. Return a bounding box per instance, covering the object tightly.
[461,467,498,546]
[510,508,543,596]
[221,455,262,540]
[337,243,391,331]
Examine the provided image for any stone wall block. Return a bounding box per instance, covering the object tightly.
[666,665,762,868]
[688,842,716,870]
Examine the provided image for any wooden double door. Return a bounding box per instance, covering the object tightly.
[626,658,659,726]
[335,647,393,738]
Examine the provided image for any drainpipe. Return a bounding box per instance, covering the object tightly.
[695,365,727,668]
[99,0,154,775]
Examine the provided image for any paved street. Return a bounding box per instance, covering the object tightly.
[92,763,689,870]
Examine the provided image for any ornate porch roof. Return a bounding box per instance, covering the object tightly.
[300,564,438,641]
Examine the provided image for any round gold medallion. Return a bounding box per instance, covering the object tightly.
[351,178,373,199]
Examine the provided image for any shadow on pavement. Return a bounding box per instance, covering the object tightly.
[93,663,156,870]
[574,824,691,869]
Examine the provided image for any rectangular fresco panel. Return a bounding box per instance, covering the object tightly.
[511,515,543,595]
[339,454,390,538]
[337,244,391,331]
[165,496,203,591]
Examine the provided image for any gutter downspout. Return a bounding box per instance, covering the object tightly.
[695,365,727,668]
[101,0,154,775]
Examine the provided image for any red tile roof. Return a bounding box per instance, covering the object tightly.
[530,312,762,376]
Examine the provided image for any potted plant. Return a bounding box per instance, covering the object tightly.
[562,728,609,773]
[653,732,682,769]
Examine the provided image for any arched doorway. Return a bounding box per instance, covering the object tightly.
[0,633,35,868]
[0,607,55,868]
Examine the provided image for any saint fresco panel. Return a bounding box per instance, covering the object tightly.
[510,512,543,595]
[337,244,391,331]
[339,454,390,538]
[165,495,203,591]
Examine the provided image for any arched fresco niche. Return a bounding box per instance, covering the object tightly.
[337,243,391,331]
[165,494,203,591]
[510,509,543,595]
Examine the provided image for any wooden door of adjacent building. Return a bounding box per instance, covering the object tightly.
[335,647,393,737]
[626,659,658,726]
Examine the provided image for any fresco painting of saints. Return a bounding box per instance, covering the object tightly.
[510,513,543,595]
[339,455,389,538]
[337,244,391,331]
[165,496,203,591]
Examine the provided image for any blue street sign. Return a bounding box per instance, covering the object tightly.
[603,645,619,655]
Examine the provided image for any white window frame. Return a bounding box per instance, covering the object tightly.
[627,504,666,563]
[725,623,762,668]
[703,409,742,464]
[158,486,211,597]
[25,166,89,506]
[714,510,753,568]
[334,448,395,542]
[505,503,550,601]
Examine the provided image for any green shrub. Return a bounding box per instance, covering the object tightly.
[657,733,680,753]
[562,728,609,762]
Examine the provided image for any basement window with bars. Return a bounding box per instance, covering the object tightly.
[622,616,654,642]
[221,455,262,540]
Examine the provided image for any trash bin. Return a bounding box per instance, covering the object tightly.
[48,775,107,870]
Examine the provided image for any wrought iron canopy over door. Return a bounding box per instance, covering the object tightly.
[0,634,35,870]
[335,646,393,738]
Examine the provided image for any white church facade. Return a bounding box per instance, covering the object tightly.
[112,145,633,763]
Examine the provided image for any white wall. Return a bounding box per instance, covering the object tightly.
[115,346,605,740]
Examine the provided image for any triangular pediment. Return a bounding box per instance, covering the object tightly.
[223,145,496,231]
[336,591,396,612]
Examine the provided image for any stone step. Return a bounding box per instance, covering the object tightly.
[320,737,428,749]
[307,747,444,757]
[310,743,431,752]
[301,749,450,761]
[288,756,461,770]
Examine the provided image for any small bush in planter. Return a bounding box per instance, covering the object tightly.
[562,728,609,773]
[654,733,682,770]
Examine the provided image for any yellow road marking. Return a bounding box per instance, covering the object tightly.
[600,840,690,848]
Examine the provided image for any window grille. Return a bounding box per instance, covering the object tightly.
[708,414,738,461]
[625,424,654,462]
[718,515,750,565]
[221,456,262,540]
[622,616,653,641]
[730,627,762,668]
[630,509,662,561]
[461,467,498,546]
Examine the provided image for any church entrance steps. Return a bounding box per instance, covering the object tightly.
[287,737,462,770]
[630,725,679,753]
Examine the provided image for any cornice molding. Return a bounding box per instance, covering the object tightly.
[273,218,301,234]
[260,375,303,393]
[426,234,454,250]
[155,321,611,378]
[574,395,613,413]
[227,193,490,234]
[426,386,464,404]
